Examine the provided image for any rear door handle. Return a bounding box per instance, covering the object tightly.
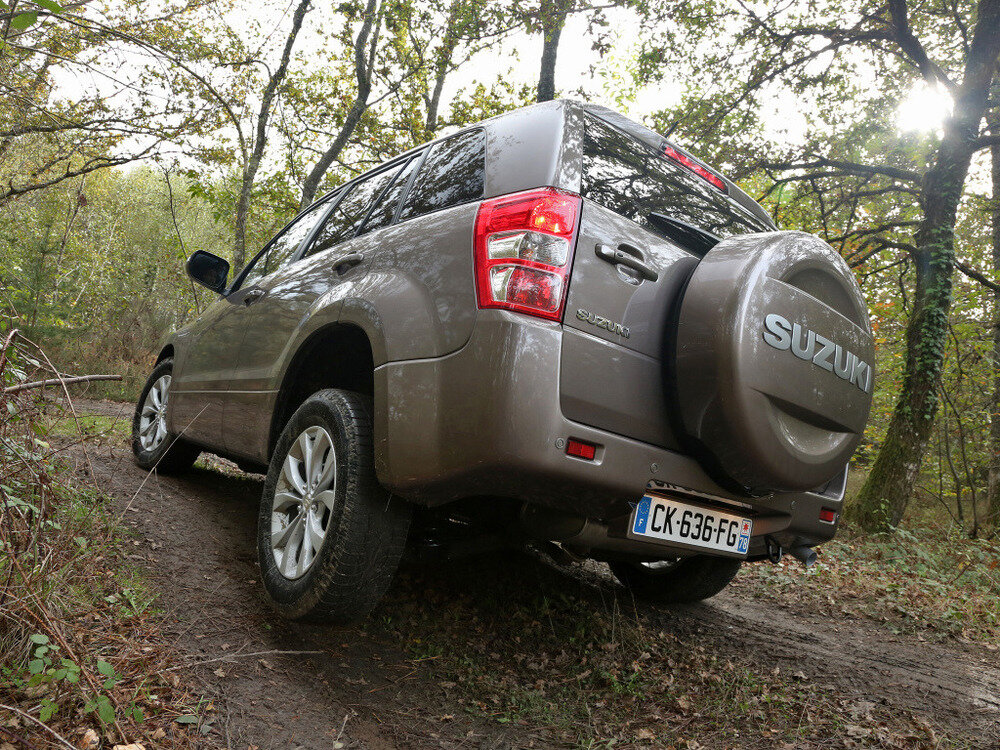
[595,243,658,282]
[333,251,364,275]
[242,288,265,306]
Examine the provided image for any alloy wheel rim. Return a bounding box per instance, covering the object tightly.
[138,374,171,452]
[271,425,338,580]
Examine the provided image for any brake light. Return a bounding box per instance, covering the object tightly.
[474,188,581,322]
[662,144,727,193]
[819,508,837,524]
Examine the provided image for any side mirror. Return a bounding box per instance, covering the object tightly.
[186,250,230,294]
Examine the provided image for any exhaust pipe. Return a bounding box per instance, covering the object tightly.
[788,545,817,569]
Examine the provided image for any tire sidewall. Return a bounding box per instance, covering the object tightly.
[257,393,356,616]
[611,555,742,604]
[132,359,177,469]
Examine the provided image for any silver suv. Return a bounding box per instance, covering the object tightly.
[132,101,874,623]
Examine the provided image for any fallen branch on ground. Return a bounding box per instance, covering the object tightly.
[159,649,323,672]
[4,374,122,393]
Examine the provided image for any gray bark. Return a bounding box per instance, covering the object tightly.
[299,0,379,210]
[536,2,567,103]
[854,0,1000,530]
[988,111,1000,527]
[233,0,312,272]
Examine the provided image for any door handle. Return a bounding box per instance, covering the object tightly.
[333,251,364,275]
[595,243,658,282]
[242,288,265,306]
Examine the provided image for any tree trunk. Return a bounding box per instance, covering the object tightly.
[232,0,312,271]
[425,66,447,135]
[300,97,369,209]
[989,114,1000,528]
[424,0,463,135]
[299,0,379,210]
[233,154,259,272]
[536,1,568,103]
[853,3,1000,531]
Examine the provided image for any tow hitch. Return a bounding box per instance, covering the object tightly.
[765,535,817,569]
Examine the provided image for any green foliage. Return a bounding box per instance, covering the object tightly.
[0,166,229,398]
[0,348,199,743]
[743,526,1000,642]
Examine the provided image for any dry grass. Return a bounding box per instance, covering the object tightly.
[737,525,1000,645]
[372,556,969,750]
[0,330,219,749]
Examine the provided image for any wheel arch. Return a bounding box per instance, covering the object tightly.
[268,323,376,460]
[155,344,175,364]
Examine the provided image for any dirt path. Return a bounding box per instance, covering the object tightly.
[56,399,1000,749]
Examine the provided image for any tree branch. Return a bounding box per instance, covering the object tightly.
[762,154,921,183]
[5,374,122,394]
[886,0,957,90]
[955,260,1000,292]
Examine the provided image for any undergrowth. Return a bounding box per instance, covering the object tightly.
[737,525,1000,644]
[374,554,967,750]
[0,328,217,749]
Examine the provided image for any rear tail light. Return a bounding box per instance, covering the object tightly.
[662,144,727,193]
[474,188,581,322]
[819,508,838,524]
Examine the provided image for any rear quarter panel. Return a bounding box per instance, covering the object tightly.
[348,100,585,365]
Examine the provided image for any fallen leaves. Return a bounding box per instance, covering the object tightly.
[78,728,99,750]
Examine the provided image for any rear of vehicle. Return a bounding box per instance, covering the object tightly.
[156,99,874,623]
[378,101,873,579]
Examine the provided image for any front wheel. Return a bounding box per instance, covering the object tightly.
[132,359,200,473]
[257,389,411,623]
[609,555,741,603]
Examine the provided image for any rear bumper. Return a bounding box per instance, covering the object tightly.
[374,310,844,555]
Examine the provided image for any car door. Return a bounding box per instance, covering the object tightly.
[223,159,411,459]
[168,294,248,449]
[169,198,332,451]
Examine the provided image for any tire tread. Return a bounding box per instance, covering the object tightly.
[258,389,410,624]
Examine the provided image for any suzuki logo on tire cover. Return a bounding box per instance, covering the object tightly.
[762,313,872,393]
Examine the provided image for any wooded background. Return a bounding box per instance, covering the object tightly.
[4,0,1000,537]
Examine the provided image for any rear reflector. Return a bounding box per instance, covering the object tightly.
[662,144,727,193]
[819,508,837,524]
[474,188,581,322]
[566,438,597,460]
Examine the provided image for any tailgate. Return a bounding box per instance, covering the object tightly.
[560,201,695,449]
[559,112,773,449]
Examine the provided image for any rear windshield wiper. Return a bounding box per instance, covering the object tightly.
[647,212,721,256]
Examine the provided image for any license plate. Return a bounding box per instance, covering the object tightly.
[628,495,752,556]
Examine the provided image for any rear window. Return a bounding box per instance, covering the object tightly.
[582,115,768,239]
[304,163,403,258]
[360,155,420,235]
[399,129,486,221]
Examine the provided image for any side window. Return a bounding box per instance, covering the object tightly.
[239,197,332,288]
[304,164,403,258]
[398,129,486,221]
[359,156,421,235]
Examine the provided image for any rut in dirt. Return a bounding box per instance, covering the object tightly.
[62,400,1000,748]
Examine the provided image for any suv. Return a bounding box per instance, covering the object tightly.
[132,101,873,623]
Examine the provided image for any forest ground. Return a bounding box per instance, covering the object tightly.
[38,397,1000,749]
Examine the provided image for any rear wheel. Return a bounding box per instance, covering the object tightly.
[257,389,411,623]
[132,359,200,473]
[609,555,741,603]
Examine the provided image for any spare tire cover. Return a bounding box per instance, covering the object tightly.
[673,230,874,493]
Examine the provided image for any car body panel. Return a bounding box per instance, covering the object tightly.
[373,310,843,556]
[157,99,867,558]
[167,294,249,446]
